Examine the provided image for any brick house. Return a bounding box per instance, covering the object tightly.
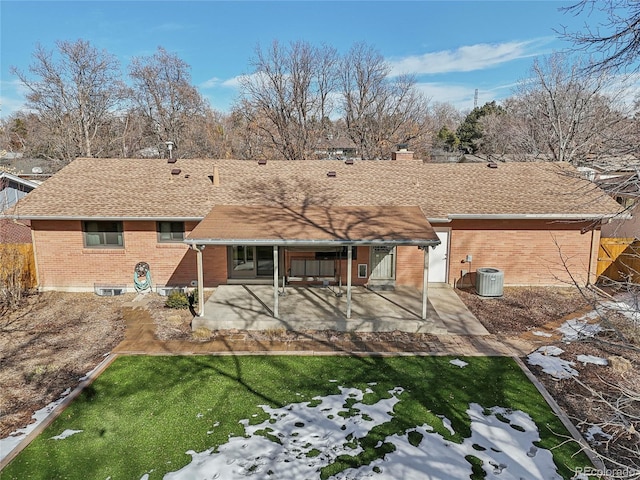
[11,155,622,316]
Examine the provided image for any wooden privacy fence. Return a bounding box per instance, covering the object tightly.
[0,243,36,290]
[597,237,640,284]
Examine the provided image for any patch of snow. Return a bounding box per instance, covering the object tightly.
[163,388,572,480]
[335,404,563,480]
[0,388,72,462]
[576,355,608,366]
[603,300,640,323]
[558,318,602,341]
[584,425,613,445]
[165,386,402,480]
[449,358,468,368]
[527,348,578,379]
[538,346,564,356]
[50,429,83,440]
[532,331,553,337]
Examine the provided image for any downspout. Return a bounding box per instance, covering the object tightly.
[346,246,352,319]
[422,246,429,320]
[588,227,599,286]
[273,245,279,318]
[190,244,205,316]
[31,225,41,292]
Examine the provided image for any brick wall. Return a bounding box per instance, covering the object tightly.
[377,220,600,288]
[32,220,227,290]
[396,245,425,288]
[447,219,600,286]
[31,219,600,291]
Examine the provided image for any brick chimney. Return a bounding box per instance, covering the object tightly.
[392,143,413,161]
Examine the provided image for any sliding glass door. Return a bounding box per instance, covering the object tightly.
[228,246,274,278]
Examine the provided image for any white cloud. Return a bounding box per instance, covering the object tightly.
[389,39,547,76]
[0,96,28,119]
[200,77,221,89]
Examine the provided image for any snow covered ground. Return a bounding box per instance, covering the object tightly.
[0,387,72,462]
[154,385,565,480]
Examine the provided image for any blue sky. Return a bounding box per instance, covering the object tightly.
[0,1,603,119]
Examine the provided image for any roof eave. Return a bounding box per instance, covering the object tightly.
[185,238,441,247]
[7,215,205,221]
[447,213,625,220]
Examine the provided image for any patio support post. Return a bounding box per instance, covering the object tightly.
[346,245,352,319]
[196,245,205,317]
[273,245,279,318]
[422,246,429,320]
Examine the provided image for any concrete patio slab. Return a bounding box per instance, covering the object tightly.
[192,284,487,336]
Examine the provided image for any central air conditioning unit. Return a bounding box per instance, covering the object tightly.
[475,268,504,297]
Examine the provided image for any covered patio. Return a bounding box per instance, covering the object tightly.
[186,205,442,323]
[192,284,488,335]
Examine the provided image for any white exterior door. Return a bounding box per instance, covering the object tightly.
[428,231,449,283]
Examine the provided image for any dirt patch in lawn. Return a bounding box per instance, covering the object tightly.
[0,292,129,438]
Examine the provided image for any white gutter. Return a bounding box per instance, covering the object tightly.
[184,239,441,247]
[446,213,627,220]
[7,215,205,221]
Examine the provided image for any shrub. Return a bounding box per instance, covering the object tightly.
[165,291,189,309]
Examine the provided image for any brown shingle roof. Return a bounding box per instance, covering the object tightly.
[187,205,439,245]
[13,158,623,220]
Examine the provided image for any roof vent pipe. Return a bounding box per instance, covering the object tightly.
[213,164,220,186]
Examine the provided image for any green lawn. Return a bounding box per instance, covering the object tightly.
[1,356,591,479]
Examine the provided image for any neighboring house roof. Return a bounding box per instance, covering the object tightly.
[1,171,39,212]
[12,157,623,221]
[187,205,439,246]
[0,156,55,176]
[0,171,39,189]
[597,172,640,198]
[315,136,358,151]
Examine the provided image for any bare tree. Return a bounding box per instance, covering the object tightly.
[339,43,430,160]
[129,47,208,158]
[11,40,125,163]
[561,0,640,73]
[494,53,636,164]
[238,40,339,160]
